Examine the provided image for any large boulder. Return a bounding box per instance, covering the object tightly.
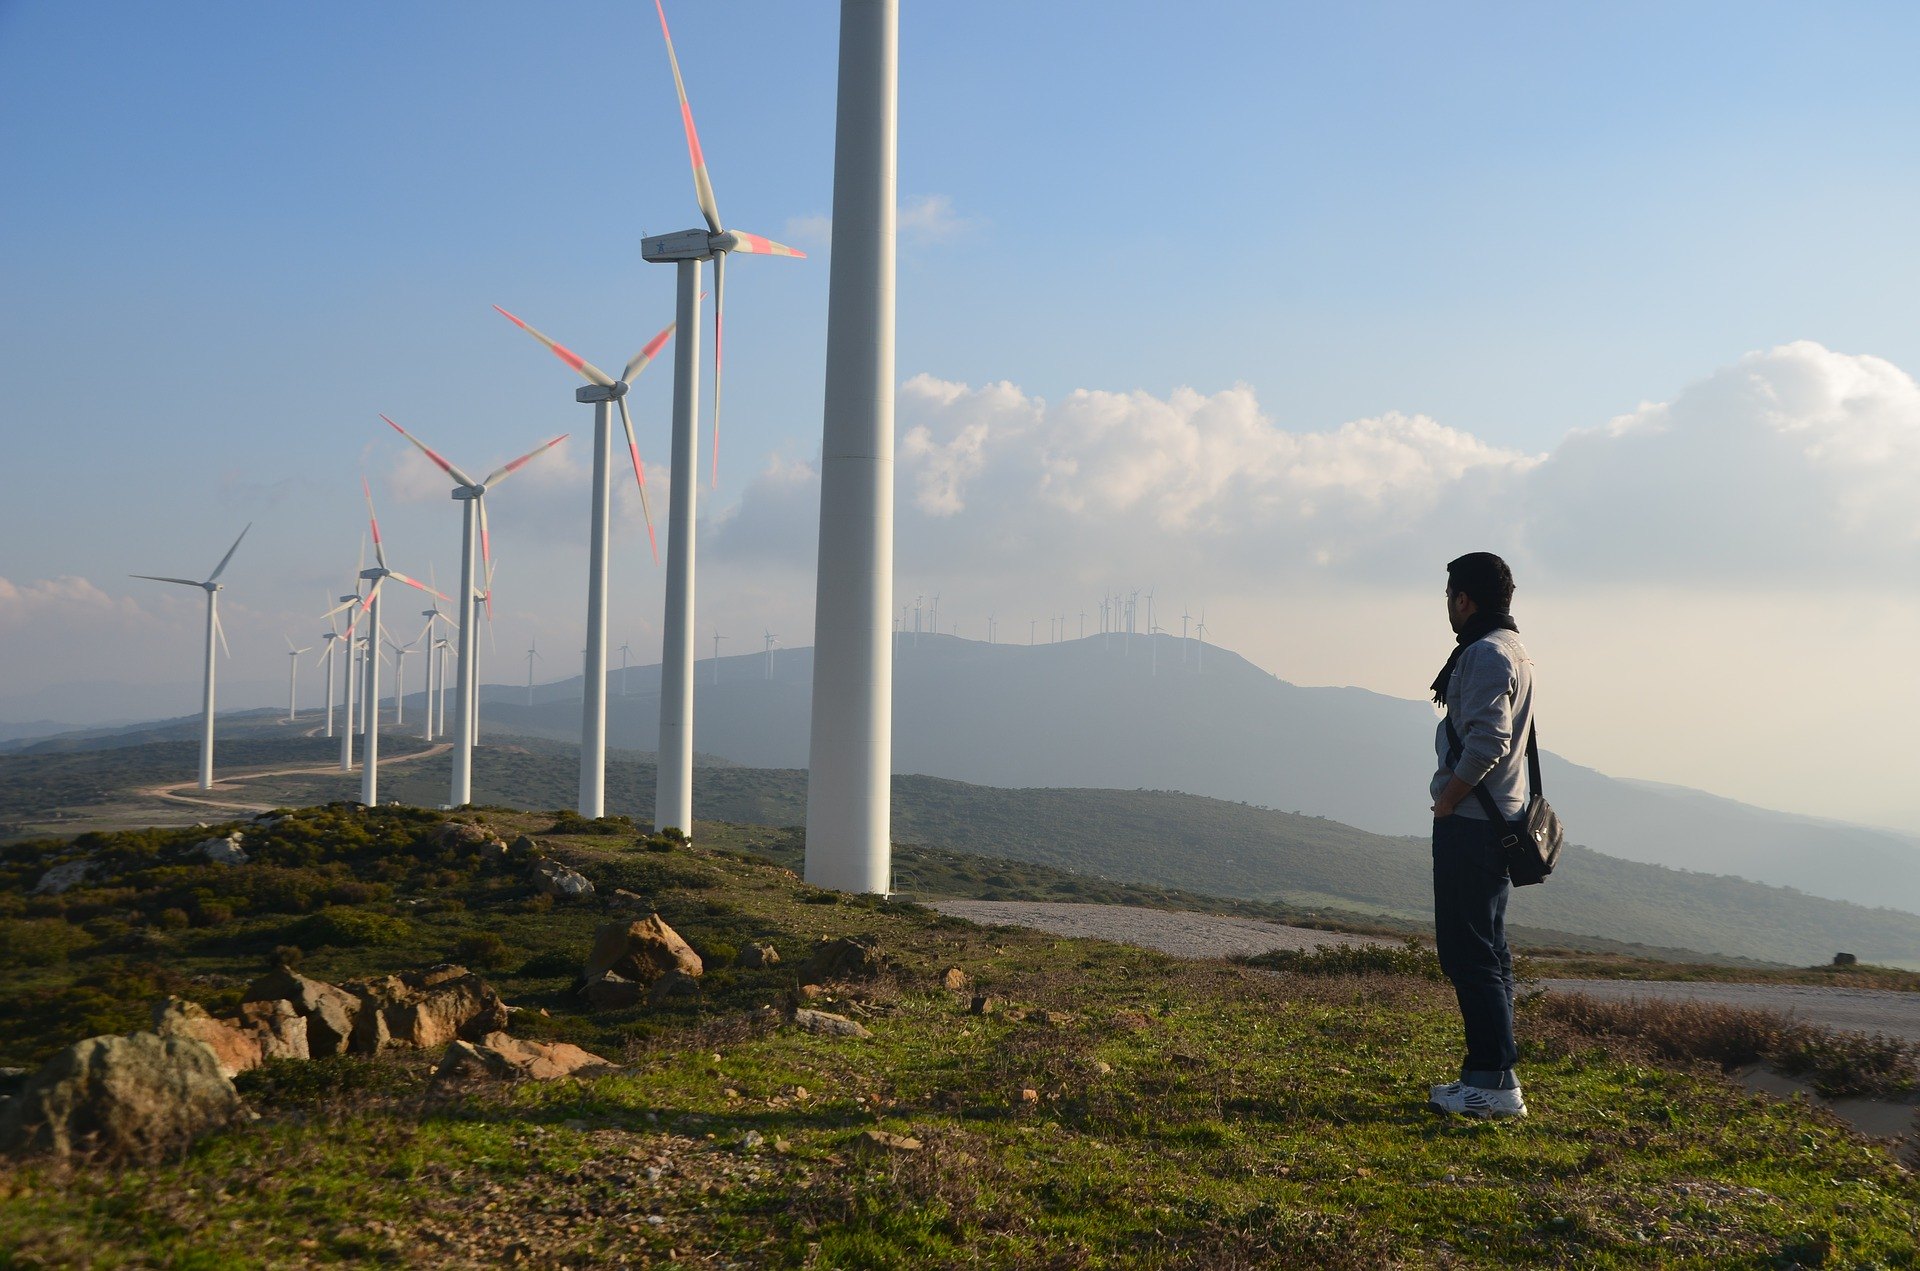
[150,998,261,1080]
[244,969,360,1058]
[233,999,310,1063]
[584,915,703,985]
[192,832,249,865]
[0,1032,246,1160]
[434,1033,616,1082]
[801,935,882,982]
[31,858,94,896]
[436,822,506,855]
[341,964,509,1055]
[531,858,595,900]
[738,942,781,969]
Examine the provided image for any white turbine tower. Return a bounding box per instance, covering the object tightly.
[284,637,312,722]
[763,630,777,681]
[334,587,363,771]
[493,310,674,822]
[641,0,807,840]
[131,524,249,792]
[806,0,897,892]
[382,415,564,807]
[619,641,634,697]
[317,622,343,738]
[525,639,541,707]
[324,481,443,806]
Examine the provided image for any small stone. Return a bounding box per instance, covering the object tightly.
[580,971,643,1011]
[737,942,780,969]
[645,1166,664,1181]
[969,995,995,1016]
[773,1137,791,1154]
[1026,1009,1073,1027]
[530,857,595,900]
[799,935,881,982]
[1092,1060,1113,1075]
[741,1130,764,1151]
[1018,1087,1040,1105]
[791,1086,809,1101]
[797,984,827,1000]
[857,1129,922,1153]
[789,1009,872,1039]
[939,966,971,992]
[191,833,249,866]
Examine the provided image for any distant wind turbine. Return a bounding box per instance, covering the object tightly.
[711,630,725,686]
[130,523,249,791]
[284,637,312,722]
[383,415,565,808]
[525,639,541,707]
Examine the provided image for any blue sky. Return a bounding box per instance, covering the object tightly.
[4,2,1920,829]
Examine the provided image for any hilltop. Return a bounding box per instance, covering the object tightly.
[2,805,1916,1267]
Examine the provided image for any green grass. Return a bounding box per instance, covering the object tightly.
[2,806,1918,1266]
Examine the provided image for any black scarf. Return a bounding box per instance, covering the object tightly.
[1430,611,1518,706]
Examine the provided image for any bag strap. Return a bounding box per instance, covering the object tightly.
[1443,714,1543,834]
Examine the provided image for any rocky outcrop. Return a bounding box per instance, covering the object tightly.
[434,1033,615,1082]
[584,916,703,985]
[150,998,261,1080]
[437,822,506,855]
[0,1032,246,1160]
[31,858,94,896]
[738,942,780,969]
[244,969,360,1058]
[233,999,310,1063]
[192,832,249,865]
[801,935,881,982]
[342,964,509,1055]
[531,858,595,899]
[580,972,643,1011]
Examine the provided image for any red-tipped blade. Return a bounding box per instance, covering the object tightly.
[383,414,476,487]
[623,318,677,385]
[481,433,568,490]
[618,395,660,565]
[717,230,805,259]
[655,0,722,235]
[477,494,493,617]
[388,570,447,601]
[710,250,725,490]
[492,305,615,388]
[362,477,388,569]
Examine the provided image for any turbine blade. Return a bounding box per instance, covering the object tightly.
[320,595,361,620]
[313,644,332,668]
[618,395,660,566]
[479,545,496,624]
[480,433,568,490]
[206,523,251,583]
[715,230,805,259]
[654,0,722,235]
[359,575,385,614]
[491,305,614,388]
[622,318,677,385]
[382,414,476,487]
[387,570,447,600]
[362,477,388,569]
[710,250,724,490]
[416,615,435,647]
[284,634,297,653]
[130,575,203,588]
[213,608,231,658]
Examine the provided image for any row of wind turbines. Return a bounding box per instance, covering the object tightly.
[132,0,829,842]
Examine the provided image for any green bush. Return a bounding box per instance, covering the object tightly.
[452,931,513,972]
[1244,939,1444,980]
[235,1055,423,1108]
[297,907,415,949]
[0,917,95,967]
[517,950,579,978]
[696,940,739,969]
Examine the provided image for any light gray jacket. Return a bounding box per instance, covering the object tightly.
[1431,629,1534,822]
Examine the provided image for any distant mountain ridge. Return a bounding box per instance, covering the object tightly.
[17,633,1920,916]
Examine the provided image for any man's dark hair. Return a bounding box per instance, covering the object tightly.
[1446,552,1515,614]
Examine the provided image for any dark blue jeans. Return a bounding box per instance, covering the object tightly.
[1432,813,1518,1089]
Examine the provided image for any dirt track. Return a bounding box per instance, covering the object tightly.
[928,900,1920,1044]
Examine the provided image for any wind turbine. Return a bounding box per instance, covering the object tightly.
[763,630,777,681]
[469,557,498,748]
[317,619,343,738]
[283,637,312,722]
[619,641,634,697]
[1195,609,1209,673]
[325,480,443,806]
[382,415,565,806]
[525,639,540,707]
[493,309,674,823]
[641,0,807,840]
[131,523,249,791]
[806,0,897,894]
[334,586,363,771]
[711,630,725,687]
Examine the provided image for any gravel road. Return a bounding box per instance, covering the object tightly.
[929,900,1920,1044]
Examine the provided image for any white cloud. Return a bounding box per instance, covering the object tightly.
[780,193,976,255]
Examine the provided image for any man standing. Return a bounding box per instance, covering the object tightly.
[1427,551,1532,1120]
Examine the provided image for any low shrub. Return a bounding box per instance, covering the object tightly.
[235,1055,424,1109]
[517,950,579,978]
[0,917,95,967]
[452,931,513,972]
[297,907,415,949]
[1244,939,1443,981]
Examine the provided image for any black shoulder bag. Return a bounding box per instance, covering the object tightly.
[1444,716,1567,886]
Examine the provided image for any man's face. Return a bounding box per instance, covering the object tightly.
[1446,586,1475,634]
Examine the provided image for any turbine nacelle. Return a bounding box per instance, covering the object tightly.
[642,228,716,263]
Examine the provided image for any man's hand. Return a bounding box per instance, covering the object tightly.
[1432,774,1474,819]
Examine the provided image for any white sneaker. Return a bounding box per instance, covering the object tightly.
[1428,1081,1527,1120]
